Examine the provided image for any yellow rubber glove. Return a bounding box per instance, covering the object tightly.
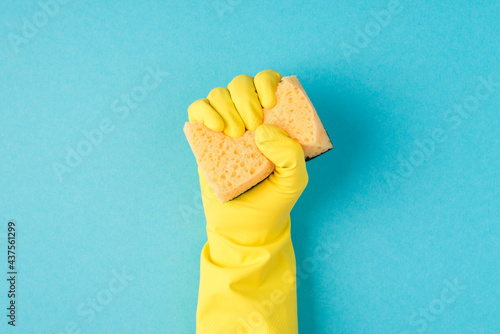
[189,70,308,334]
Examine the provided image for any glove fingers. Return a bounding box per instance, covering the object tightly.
[227,75,263,131]
[187,99,224,132]
[207,87,246,138]
[254,70,283,109]
[255,124,308,195]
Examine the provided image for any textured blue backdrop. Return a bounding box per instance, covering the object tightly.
[1,0,498,333]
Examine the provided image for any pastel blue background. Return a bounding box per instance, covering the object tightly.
[1,0,498,333]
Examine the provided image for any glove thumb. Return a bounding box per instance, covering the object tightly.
[255,124,308,196]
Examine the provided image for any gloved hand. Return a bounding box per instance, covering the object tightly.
[188,70,308,334]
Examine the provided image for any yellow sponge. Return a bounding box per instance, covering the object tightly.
[184,76,332,202]
[263,76,333,159]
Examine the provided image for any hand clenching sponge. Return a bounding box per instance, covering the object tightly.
[184,76,332,202]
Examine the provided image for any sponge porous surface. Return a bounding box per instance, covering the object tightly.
[184,122,274,202]
[263,76,333,159]
[184,76,332,202]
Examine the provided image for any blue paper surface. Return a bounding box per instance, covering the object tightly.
[0,0,498,333]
